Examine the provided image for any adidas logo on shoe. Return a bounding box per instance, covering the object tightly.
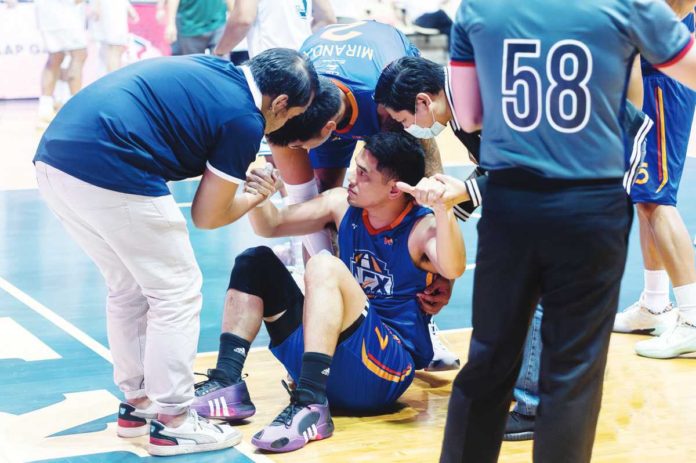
[234,347,247,357]
[321,368,330,376]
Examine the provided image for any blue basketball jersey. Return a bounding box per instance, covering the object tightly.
[338,202,434,369]
[302,21,419,167]
[641,13,695,77]
[451,0,693,180]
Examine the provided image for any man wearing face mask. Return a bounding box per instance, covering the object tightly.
[375,57,487,221]
[269,20,445,258]
[34,49,318,457]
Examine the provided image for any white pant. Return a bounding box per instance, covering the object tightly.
[36,162,202,415]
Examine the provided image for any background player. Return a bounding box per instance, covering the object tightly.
[614,3,696,359]
[191,133,465,452]
[213,0,336,59]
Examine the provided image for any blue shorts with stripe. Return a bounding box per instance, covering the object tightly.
[270,304,416,412]
[631,74,696,205]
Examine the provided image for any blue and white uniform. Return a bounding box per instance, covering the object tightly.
[631,13,696,205]
[300,21,419,168]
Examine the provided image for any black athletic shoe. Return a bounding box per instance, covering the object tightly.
[503,411,535,441]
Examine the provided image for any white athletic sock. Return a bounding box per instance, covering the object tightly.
[285,179,333,256]
[641,269,670,312]
[674,282,696,324]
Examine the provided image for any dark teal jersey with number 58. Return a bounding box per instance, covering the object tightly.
[451,0,693,180]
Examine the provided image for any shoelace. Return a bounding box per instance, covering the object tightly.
[193,371,223,396]
[272,380,304,428]
[193,371,245,396]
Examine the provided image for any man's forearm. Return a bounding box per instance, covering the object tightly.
[421,138,444,176]
[166,0,179,26]
[215,21,253,55]
[248,199,282,237]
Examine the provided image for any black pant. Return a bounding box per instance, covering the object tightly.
[441,172,632,463]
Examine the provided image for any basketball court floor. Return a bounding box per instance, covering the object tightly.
[0,99,694,462]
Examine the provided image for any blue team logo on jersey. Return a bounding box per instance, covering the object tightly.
[351,250,394,296]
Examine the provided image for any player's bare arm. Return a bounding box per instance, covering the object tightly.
[246,167,349,237]
[190,168,264,229]
[626,55,644,108]
[449,64,483,132]
[214,0,260,56]
[311,0,337,31]
[398,178,466,280]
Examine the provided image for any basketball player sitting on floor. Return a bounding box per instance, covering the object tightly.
[193,132,466,452]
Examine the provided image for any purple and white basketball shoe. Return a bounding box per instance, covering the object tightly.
[192,369,256,421]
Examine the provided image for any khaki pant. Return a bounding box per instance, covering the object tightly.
[36,161,202,415]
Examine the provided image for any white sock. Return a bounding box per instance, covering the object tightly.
[641,269,670,312]
[674,282,696,325]
[38,96,54,113]
[285,179,333,255]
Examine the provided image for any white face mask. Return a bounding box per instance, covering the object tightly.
[404,101,446,139]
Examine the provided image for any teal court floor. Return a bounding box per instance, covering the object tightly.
[1,152,695,461]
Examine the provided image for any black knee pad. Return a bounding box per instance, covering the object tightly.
[228,246,303,319]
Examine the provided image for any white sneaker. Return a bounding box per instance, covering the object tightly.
[613,301,677,336]
[635,316,696,359]
[117,401,158,438]
[425,321,461,372]
[147,409,242,456]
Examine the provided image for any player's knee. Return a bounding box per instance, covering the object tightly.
[304,252,342,285]
[47,52,65,69]
[228,246,279,290]
[69,48,88,63]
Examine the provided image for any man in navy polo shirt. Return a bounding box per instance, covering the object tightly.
[34,48,318,457]
[439,1,696,462]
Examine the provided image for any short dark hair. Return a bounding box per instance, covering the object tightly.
[266,77,342,146]
[248,48,319,108]
[374,56,444,112]
[363,132,425,187]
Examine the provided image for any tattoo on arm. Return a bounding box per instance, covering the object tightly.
[421,138,444,176]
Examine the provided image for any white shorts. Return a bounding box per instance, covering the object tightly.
[41,28,87,53]
[91,1,130,46]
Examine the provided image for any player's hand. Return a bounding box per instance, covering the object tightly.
[396,177,447,209]
[397,174,471,210]
[244,165,282,199]
[431,173,471,207]
[165,23,177,44]
[417,274,454,315]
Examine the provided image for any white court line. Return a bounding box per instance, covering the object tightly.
[0,277,113,363]
[176,202,192,208]
[0,276,269,463]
